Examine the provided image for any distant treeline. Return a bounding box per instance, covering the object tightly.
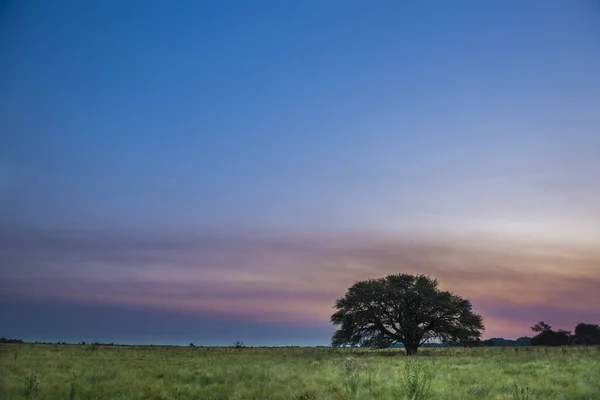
[529,322,600,347]
[480,337,532,346]
[389,337,533,349]
[0,338,24,344]
[2,322,599,348]
[451,322,600,348]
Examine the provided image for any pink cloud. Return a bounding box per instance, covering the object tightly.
[2,229,598,338]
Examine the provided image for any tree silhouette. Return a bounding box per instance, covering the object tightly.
[531,321,552,333]
[529,321,590,346]
[330,273,484,355]
[530,322,571,346]
[573,323,600,346]
[531,329,571,346]
[0,337,24,344]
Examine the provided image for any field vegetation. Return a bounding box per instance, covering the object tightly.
[1,343,599,400]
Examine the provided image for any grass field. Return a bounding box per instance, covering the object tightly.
[1,344,599,400]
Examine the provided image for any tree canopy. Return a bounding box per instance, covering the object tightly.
[330,273,484,355]
[531,321,552,333]
[530,327,571,346]
[573,323,600,346]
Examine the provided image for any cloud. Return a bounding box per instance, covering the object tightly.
[1,227,598,338]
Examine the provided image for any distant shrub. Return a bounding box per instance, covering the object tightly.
[232,341,245,349]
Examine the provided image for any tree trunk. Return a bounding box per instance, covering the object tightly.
[404,342,419,356]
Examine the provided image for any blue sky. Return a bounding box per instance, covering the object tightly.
[1,1,599,345]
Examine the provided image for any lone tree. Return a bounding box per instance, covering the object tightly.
[331,273,484,355]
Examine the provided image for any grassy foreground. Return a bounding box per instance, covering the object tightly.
[1,344,599,400]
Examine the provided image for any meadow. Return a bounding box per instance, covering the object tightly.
[1,344,599,400]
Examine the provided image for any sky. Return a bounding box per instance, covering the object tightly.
[1,0,599,346]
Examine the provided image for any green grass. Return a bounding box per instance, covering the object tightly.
[1,344,599,399]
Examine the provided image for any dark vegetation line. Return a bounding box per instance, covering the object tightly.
[3,321,599,348]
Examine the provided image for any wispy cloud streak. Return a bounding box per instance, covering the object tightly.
[1,228,598,337]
